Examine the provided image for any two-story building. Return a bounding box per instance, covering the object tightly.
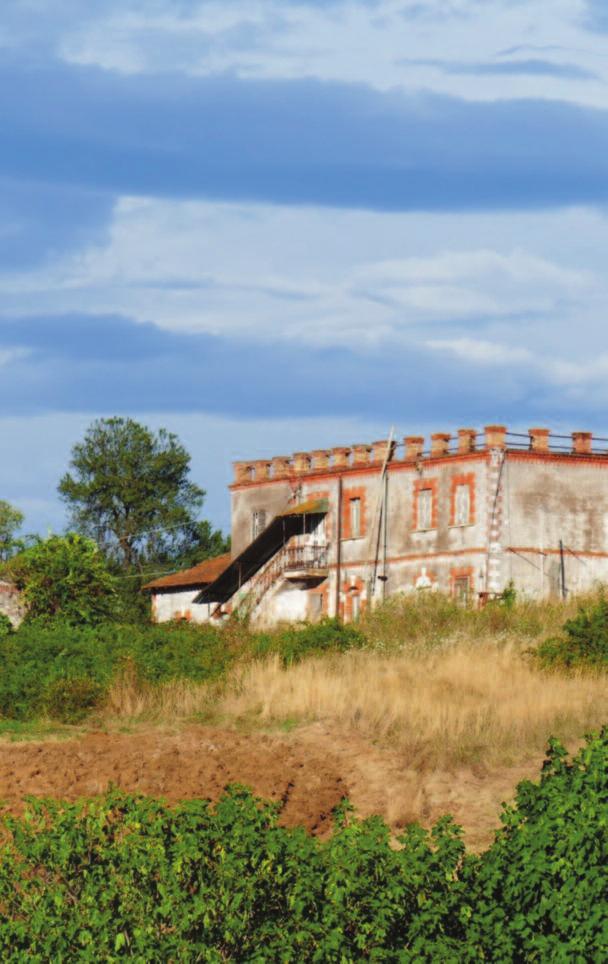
[145,425,608,624]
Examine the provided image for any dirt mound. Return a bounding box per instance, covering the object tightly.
[0,727,346,834]
[0,723,545,848]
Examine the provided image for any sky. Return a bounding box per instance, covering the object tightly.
[2,0,608,536]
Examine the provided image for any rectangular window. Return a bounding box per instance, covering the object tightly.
[251,509,267,540]
[349,498,361,538]
[454,483,471,526]
[453,576,470,606]
[310,593,324,621]
[351,593,361,621]
[417,489,433,530]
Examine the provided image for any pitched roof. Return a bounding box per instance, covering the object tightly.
[142,552,232,591]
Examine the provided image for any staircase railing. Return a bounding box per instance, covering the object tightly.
[234,542,328,617]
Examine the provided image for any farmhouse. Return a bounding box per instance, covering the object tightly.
[146,425,608,625]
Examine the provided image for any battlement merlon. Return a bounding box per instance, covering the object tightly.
[231,427,605,486]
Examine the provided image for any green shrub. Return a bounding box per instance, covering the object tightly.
[255,617,366,666]
[0,613,13,639]
[0,731,607,959]
[535,595,608,669]
[42,677,105,724]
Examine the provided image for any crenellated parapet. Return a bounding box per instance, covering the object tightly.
[231,426,606,483]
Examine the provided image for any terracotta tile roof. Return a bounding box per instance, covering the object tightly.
[142,552,232,591]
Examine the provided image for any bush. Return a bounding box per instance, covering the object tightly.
[42,677,105,724]
[535,595,608,669]
[0,613,13,639]
[0,731,607,959]
[5,533,120,626]
[254,617,366,666]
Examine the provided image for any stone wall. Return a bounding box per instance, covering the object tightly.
[0,581,25,627]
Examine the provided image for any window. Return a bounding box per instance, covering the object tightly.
[251,508,267,540]
[417,488,433,530]
[454,483,471,526]
[349,498,361,538]
[310,593,324,621]
[351,593,361,621]
[453,576,470,606]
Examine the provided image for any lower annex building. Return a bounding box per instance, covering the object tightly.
[144,425,608,625]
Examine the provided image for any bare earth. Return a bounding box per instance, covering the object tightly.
[0,724,544,850]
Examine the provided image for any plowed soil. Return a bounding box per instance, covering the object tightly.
[0,723,543,848]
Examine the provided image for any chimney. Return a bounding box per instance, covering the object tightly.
[404,436,424,461]
[572,431,592,455]
[332,446,351,469]
[529,427,550,453]
[372,439,394,463]
[293,451,312,474]
[352,443,371,466]
[271,455,292,479]
[485,425,506,449]
[311,449,330,470]
[458,428,477,454]
[431,432,451,457]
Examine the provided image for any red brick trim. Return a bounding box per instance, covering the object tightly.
[449,472,476,526]
[413,478,438,530]
[341,575,365,621]
[449,566,474,596]
[343,486,367,539]
[229,451,488,489]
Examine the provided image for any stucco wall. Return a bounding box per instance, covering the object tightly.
[502,454,608,597]
[151,588,215,624]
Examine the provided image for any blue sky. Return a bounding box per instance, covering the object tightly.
[2,0,608,534]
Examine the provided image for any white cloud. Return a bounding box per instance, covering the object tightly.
[52,0,608,108]
[0,196,605,353]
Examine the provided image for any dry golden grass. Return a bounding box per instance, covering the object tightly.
[217,643,608,769]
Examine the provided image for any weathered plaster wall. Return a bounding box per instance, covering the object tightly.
[503,455,608,597]
[151,588,214,624]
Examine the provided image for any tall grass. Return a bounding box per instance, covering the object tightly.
[102,593,608,771]
[218,644,608,768]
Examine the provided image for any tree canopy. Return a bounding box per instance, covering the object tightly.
[58,418,226,569]
[0,500,24,561]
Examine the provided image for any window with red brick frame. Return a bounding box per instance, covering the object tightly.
[413,478,438,530]
[450,566,474,604]
[450,473,476,526]
[342,487,367,539]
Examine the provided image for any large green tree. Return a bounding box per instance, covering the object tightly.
[0,500,24,561]
[58,418,225,570]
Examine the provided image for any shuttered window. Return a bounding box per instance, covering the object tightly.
[417,489,433,530]
[454,483,471,526]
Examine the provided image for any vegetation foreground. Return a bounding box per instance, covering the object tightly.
[0,592,608,956]
[0,731,606,960]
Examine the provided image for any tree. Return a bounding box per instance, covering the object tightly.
[6,533,119,625]
[58,418,225,569]
[0,500,24,561]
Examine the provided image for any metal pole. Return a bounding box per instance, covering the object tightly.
[335,474,343,619]
[559,539,567,600]
[381,471,388,601]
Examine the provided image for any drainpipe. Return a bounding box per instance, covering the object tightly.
[335,474,343,619]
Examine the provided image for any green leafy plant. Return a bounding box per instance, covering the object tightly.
[6,533,120,626]
[535,595,608,669]
[0,732,607,959]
